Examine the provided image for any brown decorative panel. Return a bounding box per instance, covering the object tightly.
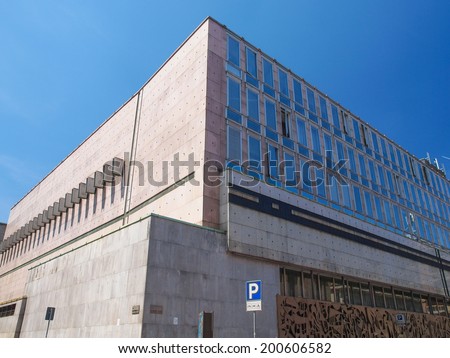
[277,295,450,338]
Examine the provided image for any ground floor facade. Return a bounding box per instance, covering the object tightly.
[1,173,449,337]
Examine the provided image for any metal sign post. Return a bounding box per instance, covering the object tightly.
[246,280,262,338]
[45,307,55,338]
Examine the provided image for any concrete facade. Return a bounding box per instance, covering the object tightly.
[0,17,449,337]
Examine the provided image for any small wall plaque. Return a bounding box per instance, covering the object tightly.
[132,305,140,315]
[150,305,163,315]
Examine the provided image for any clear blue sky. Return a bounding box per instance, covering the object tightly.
[1,0,449,223]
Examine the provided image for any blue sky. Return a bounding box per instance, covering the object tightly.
[0,0,449,223]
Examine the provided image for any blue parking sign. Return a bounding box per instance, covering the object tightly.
[246,280,262,311]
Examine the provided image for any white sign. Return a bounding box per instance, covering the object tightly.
[246,280,262,311]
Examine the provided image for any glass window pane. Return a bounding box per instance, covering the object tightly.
[307,88,316,113]
[374,196,383,221]
[364,191,374,218]
[247,89,259,121]
[358,154,367,177]
[421,295,431,314]
[285,269,302,297]
[412,293,423,313]
[263,58,273,87]
[267,144,279,179]
[342,185,351,209]
[395,290,406,310]
[265,99,276,130]
[227,126,241,162]
[284,152,296,186]
[404,292,414,312]
[246,47,257,77]
[349,281,362,305]
[334,278,345,304]
[371,132,380,153]
[227,35,240,67]
[311,126,321,153]
[319,96,328,121]
[320,276,335,302]
[383,200,393,226]
[296,117,308,146]
[303,272,313,299]
[361,283,371,306]
[384,287,396,309]
[353,119,361,142]
[227,77,241,112]
[347,148,357,172]
[373,286,385,308]
[278,69,289,96]
[353,187,363,214]
[293,79,303,105]
[248,136,261,170]
[331,104,340,128]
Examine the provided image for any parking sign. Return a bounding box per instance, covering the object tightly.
[246,280,262,311]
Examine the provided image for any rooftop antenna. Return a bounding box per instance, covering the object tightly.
[434,158,440,170]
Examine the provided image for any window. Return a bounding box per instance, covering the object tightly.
[384,287,396,309]
[227,126,241,163]
[347,148,357,173]
[266,144,279,179]
[374,196,383,221]
[248,136,261,171]
[319,96,328,121]
[247,88,259,121]
[352,119,361,142]
[227,77,241,112]
[265,99,276,130]
[293,79,305,115]
[296,117,308,147]
[284,152,296,187]
[377,165,386,187]
[329,173,340,204]
[364,191,374,218]
[342,185,352,209]
[227,35,240,67]
[395,290,406,310]
[358,154,367,178]
[306,88,318,122]
[262,58,273,87]
[281,108,290,137]
[383,200,393,226]
[368,160,377,183]
[373,286,385,308]
[380,137,388,159]
[422,166,430,185]
[331,104,340,129]
[353,187,363,214]
[316,167,326,198]
[0,304,16,318]
[310,126,321,154]
[323,133,333,166]
[246,47,257,77]
[386,170,395,193]
[278,69,289,97]
[404,153,411,173]
[410,157,416,177]
[361,126,369,147]
[388,143,397,165]
[396,148,404,170]
[393,205,403,230]
[348,281,362,305]
[341,110,349,134]
[371,132,380,153]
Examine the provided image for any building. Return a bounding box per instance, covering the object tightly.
[0,17,449,338]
